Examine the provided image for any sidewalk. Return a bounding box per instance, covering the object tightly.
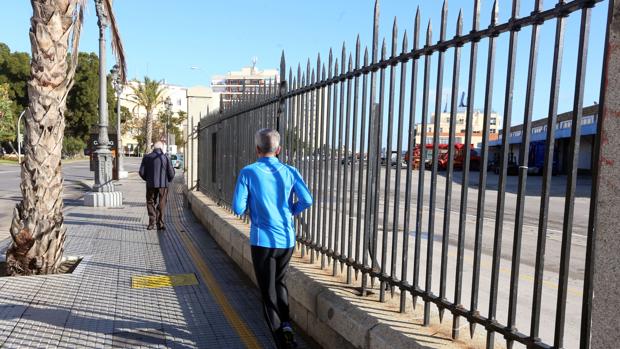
[0,174,312,348]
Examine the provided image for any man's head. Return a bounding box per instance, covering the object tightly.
[255,128,281,157]
[153,141,164,151]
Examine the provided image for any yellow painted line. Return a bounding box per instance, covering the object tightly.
[131,274,198,289]
[170,201,262,349]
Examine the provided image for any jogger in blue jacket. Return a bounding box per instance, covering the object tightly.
[232,128,312,348]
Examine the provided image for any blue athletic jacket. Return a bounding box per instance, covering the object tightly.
[232,156,313,248]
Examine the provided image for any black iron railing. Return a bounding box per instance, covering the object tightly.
[195,1,611,348]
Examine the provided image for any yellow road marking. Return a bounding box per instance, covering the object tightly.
[170,198,262,349]
[131,274,198,289]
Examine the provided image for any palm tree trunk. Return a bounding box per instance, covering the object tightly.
[145,110,153,153]
[6,0,76,275]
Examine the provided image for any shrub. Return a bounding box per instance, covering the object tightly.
[62,136,86,158]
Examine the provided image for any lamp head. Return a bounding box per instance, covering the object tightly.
[110,64,119,80]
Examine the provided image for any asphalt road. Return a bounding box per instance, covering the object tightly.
[0,157,143,241]
[298,161,591,348]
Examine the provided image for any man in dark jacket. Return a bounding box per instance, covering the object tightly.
[139,142,175,230]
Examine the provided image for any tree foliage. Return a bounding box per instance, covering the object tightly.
[65,52,115,143]
[0,43,30,116]
[156,109,187,149]
[173,110,187,148]
[130,77,165,153]
[0,83,16,143]
[1,44,117,153]
[62,136,86,158]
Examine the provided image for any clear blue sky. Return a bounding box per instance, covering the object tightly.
[0,0,610,126]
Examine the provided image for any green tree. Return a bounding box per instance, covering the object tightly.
[65,52,115,144]
[0,43,30,117]
[62,136,86,158]
[0,83,16,144]
[130,77,165,153]
[120,105,131,123]
[156,109,187,149]
[173,110,187,148]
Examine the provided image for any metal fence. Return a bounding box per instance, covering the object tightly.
[194,1,611,348]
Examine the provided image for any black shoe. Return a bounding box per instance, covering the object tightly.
[277,323,298,349]
[157,225,166,231]
[147,225,155,230]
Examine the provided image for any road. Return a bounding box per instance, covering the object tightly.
[0,157,143,242]
[297,161,591,348]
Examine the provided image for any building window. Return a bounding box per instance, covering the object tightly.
[490,118,497,125]
[490,129,496,134]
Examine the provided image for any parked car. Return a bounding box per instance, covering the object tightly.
[381,151,405,167]
[341,155,356,165]
[170,154,184,169]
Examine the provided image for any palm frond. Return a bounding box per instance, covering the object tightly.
[66,0,87,88]
[103,0,127,83]
[130,77,166,113]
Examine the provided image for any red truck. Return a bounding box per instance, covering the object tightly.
[439,143,481,171]
[405,143,481,171]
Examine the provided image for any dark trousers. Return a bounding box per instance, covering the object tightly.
[146,187,168,227]
[251,246,294,334]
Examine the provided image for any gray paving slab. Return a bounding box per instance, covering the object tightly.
[0,173,315,348]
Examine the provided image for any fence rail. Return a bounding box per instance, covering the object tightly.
[194,1,611,348]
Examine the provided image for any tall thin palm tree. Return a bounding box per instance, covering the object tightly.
[6,0,125,275]
[130,77,165,153]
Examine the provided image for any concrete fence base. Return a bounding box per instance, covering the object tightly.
[185,188,476,349]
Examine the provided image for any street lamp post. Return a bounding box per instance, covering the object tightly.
[93,0,113,193]
[111,64,127,179]
[16,110,25,163]
[165,97,172,152]
[84,0,122,207]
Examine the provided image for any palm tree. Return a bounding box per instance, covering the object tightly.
[6,0,125,275]
[130,77,165,153]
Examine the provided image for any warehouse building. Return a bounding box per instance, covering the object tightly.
[489,105,598,175]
